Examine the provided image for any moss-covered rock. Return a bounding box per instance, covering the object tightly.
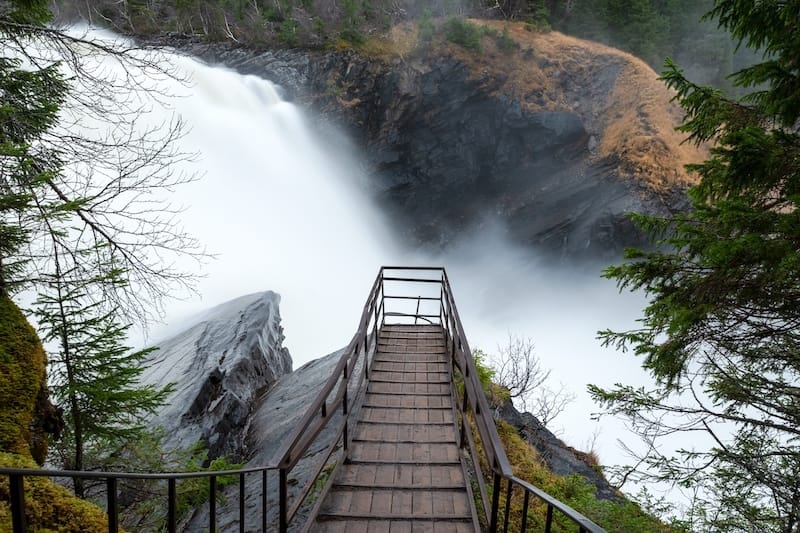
[0,292,48,459]
[0,452,110,532]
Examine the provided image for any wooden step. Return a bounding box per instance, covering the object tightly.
[318,487,473,520]
[348,442,461,463]
[333,463,466,489]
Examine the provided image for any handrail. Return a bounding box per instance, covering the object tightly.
[437,268,607,533]
[0,266,606,532]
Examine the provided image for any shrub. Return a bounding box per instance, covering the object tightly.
[496,25,518,51]
[418,9,434,44]
[0,452,110,532]
[444,17,483,52]
[279,19,299,47]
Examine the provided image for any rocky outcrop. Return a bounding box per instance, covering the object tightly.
[497,399,619,502]
[136,291,364,529]
[169,21,702,260]
[139,292,292,461]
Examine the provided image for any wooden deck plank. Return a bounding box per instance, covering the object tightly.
[311,324,477,532]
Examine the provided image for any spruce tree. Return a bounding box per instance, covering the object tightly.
[33,252,172,497]
[592,1,800,530]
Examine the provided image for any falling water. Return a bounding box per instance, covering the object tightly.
[59,31,655,484]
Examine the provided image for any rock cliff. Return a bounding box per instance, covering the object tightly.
[139,292,292,461]
[169,21,703,260]
[140,292,361,529]
[497,399,618,502]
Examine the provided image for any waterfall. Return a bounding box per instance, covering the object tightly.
[55,31,650,468]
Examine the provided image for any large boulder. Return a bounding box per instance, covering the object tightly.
[0,292,57,463]
[139,291,292,461]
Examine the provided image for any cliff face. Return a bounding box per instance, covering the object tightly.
[139,292,292,461]
[138,293,358,528]
[172,21,702,260]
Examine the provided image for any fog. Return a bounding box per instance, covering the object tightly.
[123,50,664,478]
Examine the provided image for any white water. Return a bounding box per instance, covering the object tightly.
[146,52,657,470]
[60,34,660,496]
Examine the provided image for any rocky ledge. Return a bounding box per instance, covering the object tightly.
[169,21,702,261]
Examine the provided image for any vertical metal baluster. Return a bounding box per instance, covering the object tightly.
[167,478,177,533]
[262,470,268,533]
[107,477,119,533]
[520,491,530,531]
[209,476,217,533]
[490,473,501,532]
[239,472,246,533]
[279,468,288,533]
[10,474,26,533]
[545,503,554,533]
[503,479,513,533]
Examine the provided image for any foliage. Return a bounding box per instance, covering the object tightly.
[470,348,510,406]
[444,17,484,52]
[0,452,111,533]
[115,432,242,531]
[478,335,575,427]
[34,268,173,496]
[0,53,66,293]
[593,1,800,530]
[279,18,299,46]
[339,0,365,44]
[486,419,677,532]
[417,9,434,44]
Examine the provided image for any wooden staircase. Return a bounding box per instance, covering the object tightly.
[311,324,478,532]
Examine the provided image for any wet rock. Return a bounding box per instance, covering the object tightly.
[497,399,619,502]
[174,41,694,262]
[139,291,292,461]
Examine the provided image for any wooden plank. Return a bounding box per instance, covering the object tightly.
[311,323,477,531]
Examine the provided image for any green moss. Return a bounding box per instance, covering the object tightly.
[0,293,47,459]
[0,452,111,532]
[493,419,679,532]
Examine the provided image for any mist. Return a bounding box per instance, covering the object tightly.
[103,45,657,483]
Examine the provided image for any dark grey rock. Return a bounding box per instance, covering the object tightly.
[497,399,619,502]
[166,44,688,262]
[139,292,292,462]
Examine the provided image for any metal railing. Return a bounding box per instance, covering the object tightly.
[436,268,607,533]
[0,266,606,532]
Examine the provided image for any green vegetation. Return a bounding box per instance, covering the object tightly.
[35,273,173,497]
[0,453,111,533]
[49,0,754,90]
[468,349,675,531]
[117,436,242,530]
[594,1,800,530]
[492,420,678,532]
[444,17,484,51]
[417,9,434,44]
[0,294,48,460]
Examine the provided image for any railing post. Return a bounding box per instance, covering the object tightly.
[10,474,26,533]
[279,468,288,533]
[261,470,268,533]
[545,503,554,533]
[343,361,350,458]
[107,477,119,533]
[459,389,468,449]
[503,478,513,533]
[490,472,501,532]
[209,475,217,533]
[239,472,246,533]
[167,478,177,533]
[520,490,530,532]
